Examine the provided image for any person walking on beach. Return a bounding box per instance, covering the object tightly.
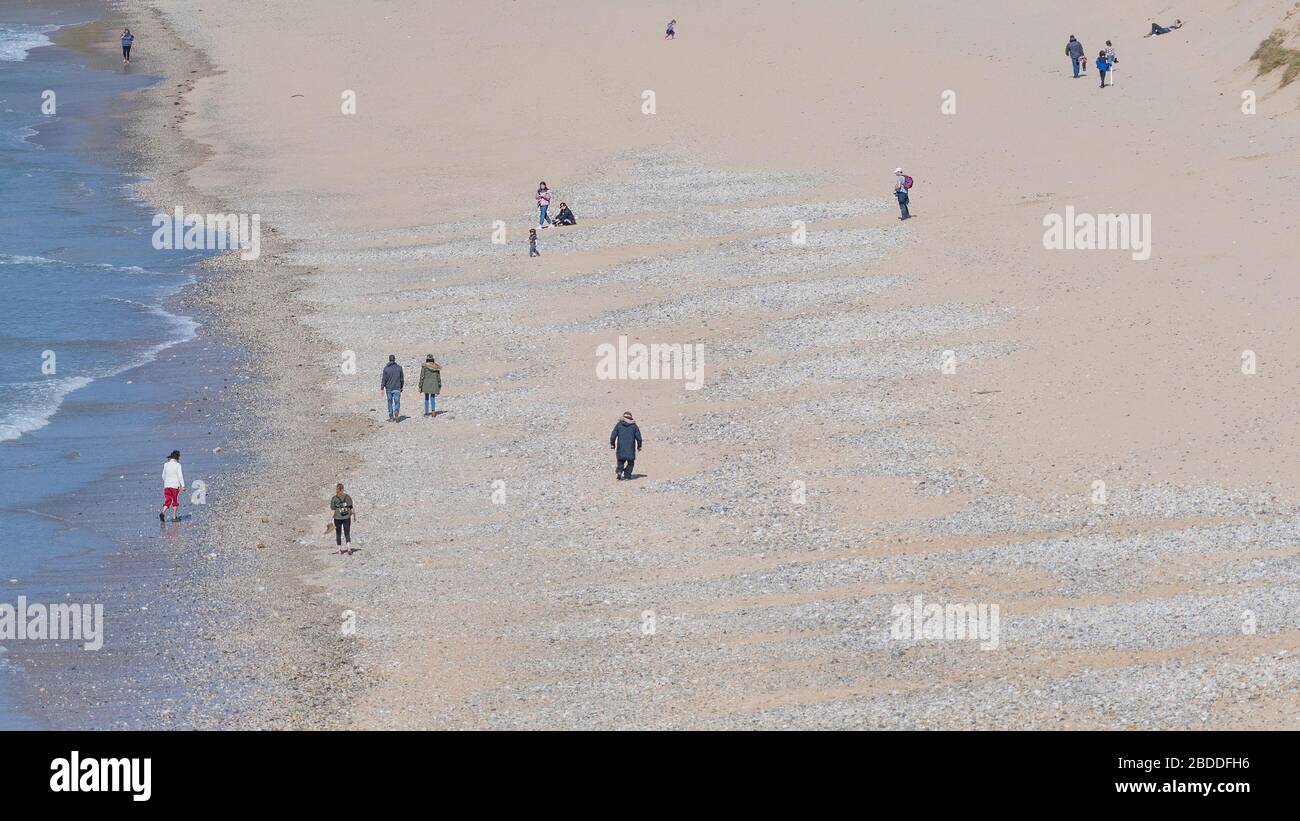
[160,450,184,522]
[381,354,404,422]
[665,19,677,40]
[893,166,912,220]
[528,228,540,257]
[1066,35,1085,77]
[121,28,134,64]
[1103,40,1118,85]
[536,182,552,227]
[330,483,356,554]
[418,354,442,417]
[1095,50,1112,89]
[609,411,643,481]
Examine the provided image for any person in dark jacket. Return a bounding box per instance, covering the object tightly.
[1146,19,1183,37]
[609,411,643,480]
[381,354,404,422]
[552,202,576,226]
[121,28,134,64]
[1066,35,1085,77]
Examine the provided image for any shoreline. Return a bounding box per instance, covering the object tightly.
[105,0,370,728]
[85,0,1300,728]
[0,3,258,728]
[0,3,356,728]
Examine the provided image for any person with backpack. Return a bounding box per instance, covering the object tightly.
[894,167,912,220]
[1066,35,1085,78]
[609,411,643,480]
[381,354,404,422]
[418,354,442,417]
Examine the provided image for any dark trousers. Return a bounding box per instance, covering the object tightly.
[617,458,635,479]
[123,45,131,59]
[896,191,910,219]
[1151,23,1170,35]
[334,517,351,545]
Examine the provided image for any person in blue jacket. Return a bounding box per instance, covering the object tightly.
[1096,50,1112,88]
[609,411,643,480]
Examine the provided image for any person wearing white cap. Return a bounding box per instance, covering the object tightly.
[893,167,912,220]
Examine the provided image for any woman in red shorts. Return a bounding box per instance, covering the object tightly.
[161,450,185,522]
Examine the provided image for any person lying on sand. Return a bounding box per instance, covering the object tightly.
[552,202,576,226]
[1146,19,1183,37]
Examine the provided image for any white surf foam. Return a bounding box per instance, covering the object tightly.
[0,298,199,444]
[0,23,58,63]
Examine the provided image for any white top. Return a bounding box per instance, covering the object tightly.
[162,459,185,489]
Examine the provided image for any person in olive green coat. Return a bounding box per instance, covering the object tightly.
[419,354,442,417]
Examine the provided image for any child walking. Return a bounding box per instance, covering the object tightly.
[529,228,540,257]
[1096,50,1112,89]
[665,19,676,40]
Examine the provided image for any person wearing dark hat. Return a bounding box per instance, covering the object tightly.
[381,354,404,422]
[160,449,185,522]
[609,411,643,480]
[418,354,442,417]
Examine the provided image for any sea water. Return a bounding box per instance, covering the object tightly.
[0,8,244,728]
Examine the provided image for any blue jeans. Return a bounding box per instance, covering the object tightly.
[424,393,436,414]
[538,204,549,225]
[1071,56,1082,77]
[896,190,910,219]
[386,389,401,418]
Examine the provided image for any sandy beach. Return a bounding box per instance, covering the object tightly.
[106,0,1300,728]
